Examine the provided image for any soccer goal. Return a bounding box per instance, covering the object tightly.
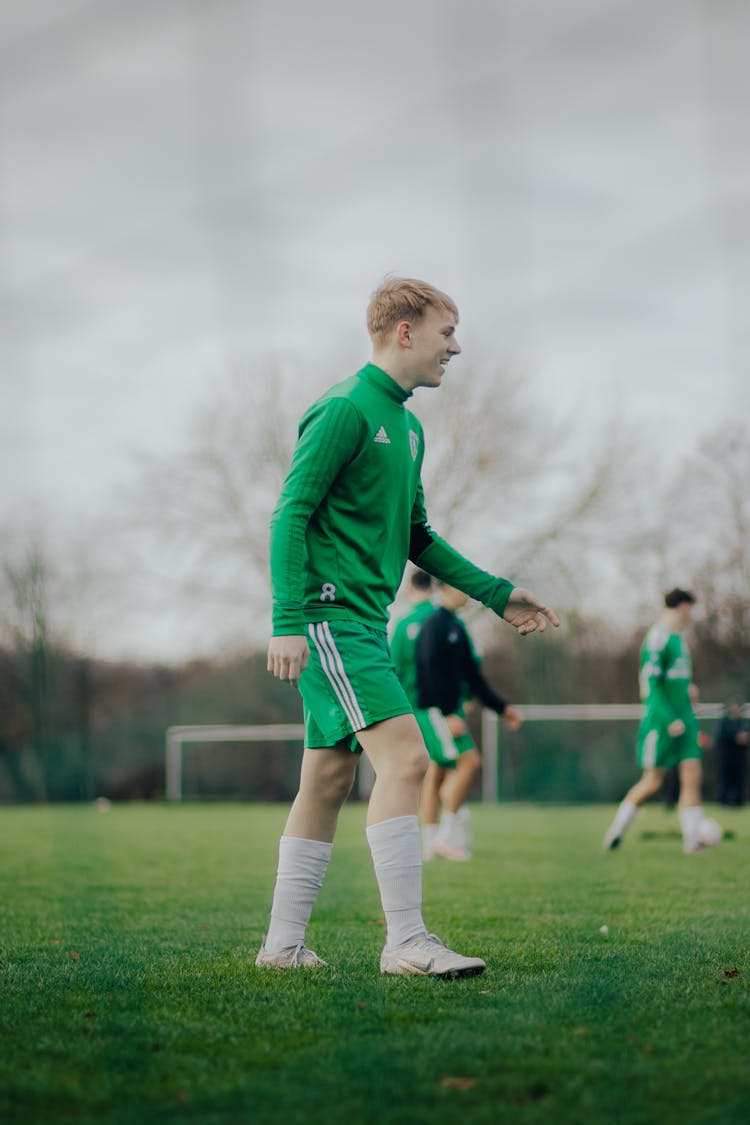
[166,703,738,803]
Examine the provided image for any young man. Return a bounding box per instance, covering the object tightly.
[260,276,559,977]
[603,588,705,854]
[415,584,523,861]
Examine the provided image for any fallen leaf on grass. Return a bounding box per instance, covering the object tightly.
[478,990,491,995]
[723,967,742,978]
[572,1027,588,1037]
[366,919,386,926]
[69,950,80,961]
[440,1077,477,1090]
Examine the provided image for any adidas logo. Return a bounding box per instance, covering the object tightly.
[373,426,391,444]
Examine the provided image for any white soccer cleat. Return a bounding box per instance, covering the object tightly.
[255,938,327,969]
[432,837,472,862]
[602,825,622,852]
[380,932,486,978]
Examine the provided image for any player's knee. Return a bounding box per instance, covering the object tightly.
[304,757,356,806]
[463,749,482,775]
[398,740,429,784]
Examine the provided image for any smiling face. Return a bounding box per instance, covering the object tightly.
[395,306,461,391]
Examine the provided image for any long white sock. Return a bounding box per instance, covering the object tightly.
[421,823,438,858]
[611,798,638,837]
[679,805,703,852]
[264,836,333,953]
[366,814,426,950]
[437,810,459,843]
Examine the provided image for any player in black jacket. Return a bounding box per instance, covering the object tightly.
[416,584,522,860]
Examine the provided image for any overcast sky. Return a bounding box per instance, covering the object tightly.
[1,0,748,658]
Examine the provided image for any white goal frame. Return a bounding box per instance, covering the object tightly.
[166,703,740,802]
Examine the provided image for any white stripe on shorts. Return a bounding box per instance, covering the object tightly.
[308,622,367,731]
[429,708,458,761]
[643,728,658,769]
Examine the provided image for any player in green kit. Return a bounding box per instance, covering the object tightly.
[258,277,559,977]
[603,588,706,854]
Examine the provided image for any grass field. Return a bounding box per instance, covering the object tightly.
[1,802,749,1125]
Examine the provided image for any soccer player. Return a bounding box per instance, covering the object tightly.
[603,588,706,854]
[258,276,559,977]
[415,584,523,861]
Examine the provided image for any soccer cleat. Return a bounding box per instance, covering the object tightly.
[602,826,622,851]
[380,932,486,978]
[255,938,327,969]
[432,837,471,862]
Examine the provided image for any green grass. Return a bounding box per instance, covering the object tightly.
[1,802,749,1125]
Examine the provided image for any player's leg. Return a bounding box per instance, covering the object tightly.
[678,755,704,853]
[433,745,481,861]
[258,620,372,969]
[414,708,458,859]
[257,744,357,967]
[359,715,485,978]
[603,763,666,850]
[419,761,445,859]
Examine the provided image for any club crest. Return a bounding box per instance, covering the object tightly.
[409,429,419,461]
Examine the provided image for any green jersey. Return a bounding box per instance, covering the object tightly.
[638,624,694,727]
[270,363,514,634]
[390,599,435,706]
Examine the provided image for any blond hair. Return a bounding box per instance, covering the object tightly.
[366,276,459,342]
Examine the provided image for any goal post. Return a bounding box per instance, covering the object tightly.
[165,723,305,801]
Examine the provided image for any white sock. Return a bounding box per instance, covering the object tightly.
[437,810,459,843]
[366,814,426,950]
[264,836,333,953]
[679,805,703,852]
[421,823,438,857]
[611,799,638,837]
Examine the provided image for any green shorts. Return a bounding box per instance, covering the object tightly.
[636,718,701,770]
[414,708,476,770]
[301,620,413,751]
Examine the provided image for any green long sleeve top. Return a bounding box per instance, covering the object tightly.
[270,364,514,635]
[638,624,695,727]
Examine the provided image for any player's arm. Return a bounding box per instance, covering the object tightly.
[268,398,362,681]
[408,482,559,635]
[457,627,507,714]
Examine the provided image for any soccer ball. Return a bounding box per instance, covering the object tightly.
[697,817,723,847]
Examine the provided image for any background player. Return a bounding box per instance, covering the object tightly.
[415,584,523,860]
[603,588,706,854]
[259,276,559,977]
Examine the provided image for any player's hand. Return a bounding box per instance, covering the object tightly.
[688,682,700,704]
[503,705,523,731]
[503,588,560,636]
[667,718,686,738]
[267,635,309,687]
[445,713,468,737]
